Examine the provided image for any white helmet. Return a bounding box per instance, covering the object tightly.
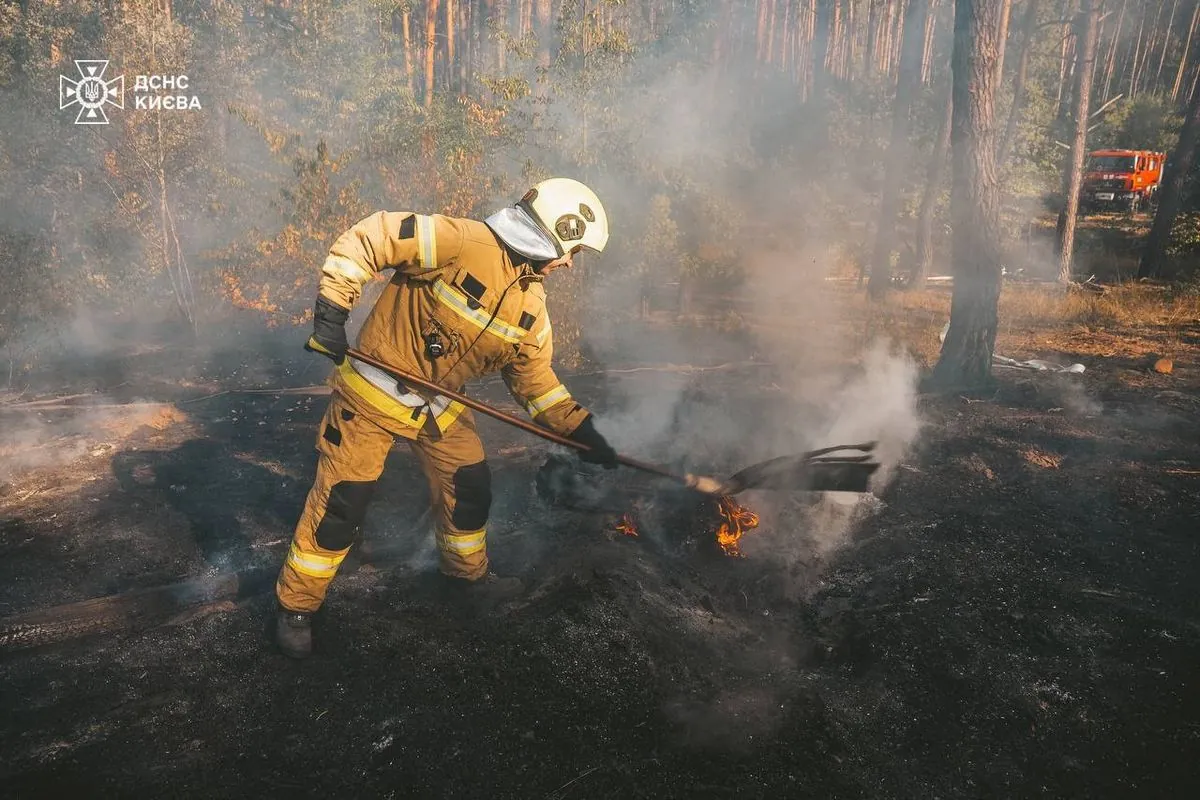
[519,178,609,256]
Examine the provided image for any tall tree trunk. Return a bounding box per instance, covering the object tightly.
[445,0,455,95]
[496,0,508,72]
[1055,0,1074,110]
[994,0,1013,83]
[921,0,941,83]
[913,78,954,289]
[813,0,834,90]
[997,0,1040,170]
[401,8,415,96]
[930,0,1006,389]
[1139,85,1200,278]
[1128,3,1146,97]
[424,0,439,107]
[1156,0,1181,88]
[1172,2,1200,101]
[868,0,933,297]
[1055,0,1099,284]
[533,0,552,125]
[1102,0,1127,100]
[867,0,883,73]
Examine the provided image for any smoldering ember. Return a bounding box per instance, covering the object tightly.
[2,0,1200,797]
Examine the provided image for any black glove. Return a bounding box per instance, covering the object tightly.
[305,296,349,363]
[567,415,618,470]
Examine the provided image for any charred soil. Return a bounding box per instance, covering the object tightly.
[2,342,1200,798]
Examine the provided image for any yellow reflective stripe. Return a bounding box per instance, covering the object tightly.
[439,528,487,555]
[322,254,373,284]
[336,360,467,434]
[431,398,467,431]
[287,543,347,578]
[415,215,438,270]
[431,280,526,343]
[525,384,571,416]
[534,318,552,347]
[336,360,427,429]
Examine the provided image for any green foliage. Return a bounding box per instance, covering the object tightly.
[4,0,1200,368]
[1090,95,1182,154]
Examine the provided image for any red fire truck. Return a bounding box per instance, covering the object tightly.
[1080,149,1165,213]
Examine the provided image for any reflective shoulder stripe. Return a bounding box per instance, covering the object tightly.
[322,254,373,284]
[286,543,347,578]
[525,384,571,417]
[534,317,552,347]
[432,280,526,344]
[438,528,487,556]
[416,214,438,270]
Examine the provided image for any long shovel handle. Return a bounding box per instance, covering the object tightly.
[343,348,701,488]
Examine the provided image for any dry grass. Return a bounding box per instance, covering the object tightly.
[838,282,1200,369]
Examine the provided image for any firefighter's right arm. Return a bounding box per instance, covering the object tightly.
[501,312,617,468]
[317,211,461,310]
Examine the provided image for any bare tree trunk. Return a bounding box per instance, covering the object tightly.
[1139,85,1200,278]
[1055,0,1075,109]
[995,0,1013,83]
[997,0,1040,170]
[1128,2,1146,97]
[930,0,1006,389]
[921,0,941,83]
[1055,0,1099,284]
[533,0,552,124]
[1156,0,1181,88]
[1103,0,1127,100]
[813,0,834,90]
[496,0,508,73]
[1173,2,1199,101]
[445,0,455,95]
[868,0,933,298]
[867,0,883,73]
[401,9,415,96]
[756,0,768,62]
[425,0,439,107]
[913,77,954,289]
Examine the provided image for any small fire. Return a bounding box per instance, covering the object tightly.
[615,511,639,537]
[715,495,760,557]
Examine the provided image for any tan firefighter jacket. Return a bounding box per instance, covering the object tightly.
[316,210,592,441]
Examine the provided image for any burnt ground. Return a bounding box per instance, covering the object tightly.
[2,337,1200,798]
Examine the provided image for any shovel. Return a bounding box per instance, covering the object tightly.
[344,348,879,496]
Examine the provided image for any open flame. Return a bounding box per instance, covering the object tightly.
[715,495,760,557]
[615,511,639,537]
[609,496,759,555]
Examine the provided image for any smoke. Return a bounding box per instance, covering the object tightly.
[0,401,186,485]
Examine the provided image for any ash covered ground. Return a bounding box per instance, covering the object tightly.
[2,331,1200,798]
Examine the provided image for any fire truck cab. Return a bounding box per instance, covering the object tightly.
[1080,149,1165,213]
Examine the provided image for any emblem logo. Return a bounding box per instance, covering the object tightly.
[60,60,125,124]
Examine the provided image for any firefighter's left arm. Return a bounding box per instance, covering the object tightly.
[501,310,591,437]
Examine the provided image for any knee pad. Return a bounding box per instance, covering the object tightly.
[451,461,492,531]
[315,479,377,550]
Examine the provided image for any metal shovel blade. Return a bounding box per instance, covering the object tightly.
[720,442,880,495]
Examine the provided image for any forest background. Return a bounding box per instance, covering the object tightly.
[2,0,1199,377]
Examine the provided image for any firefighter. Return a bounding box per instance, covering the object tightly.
[275,178,619,658]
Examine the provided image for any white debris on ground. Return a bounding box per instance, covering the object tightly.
[940,323,1087,373]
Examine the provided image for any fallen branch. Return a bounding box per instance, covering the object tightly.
[0,513,432,654]
[0,567,275,653]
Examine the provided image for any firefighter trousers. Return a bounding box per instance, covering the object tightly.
[276,391,492,613]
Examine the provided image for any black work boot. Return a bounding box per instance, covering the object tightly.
[276,608,313,659]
